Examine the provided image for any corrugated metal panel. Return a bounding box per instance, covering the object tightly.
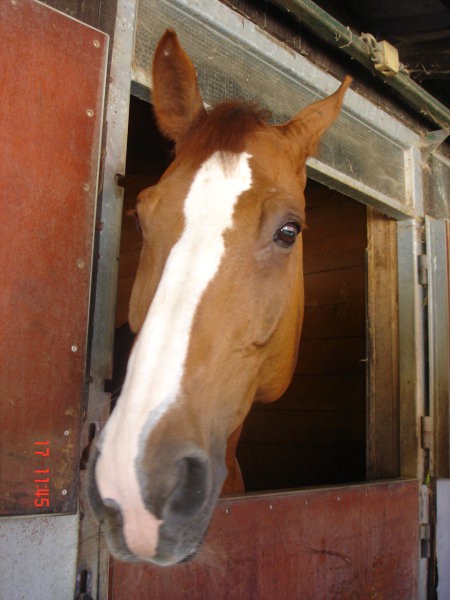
[0,0,108,515]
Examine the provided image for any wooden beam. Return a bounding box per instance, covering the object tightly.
[366,208,400,479]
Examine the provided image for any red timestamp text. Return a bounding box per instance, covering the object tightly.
[34,441,50,508]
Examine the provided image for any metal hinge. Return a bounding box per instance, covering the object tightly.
[420,523,431,559]
[418,254,428,286]
[420,415,432,449]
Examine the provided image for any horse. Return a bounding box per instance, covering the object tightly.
[88,29,351,566]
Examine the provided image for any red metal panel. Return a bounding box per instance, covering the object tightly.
[111,480,419,599]
[0,0,107,515]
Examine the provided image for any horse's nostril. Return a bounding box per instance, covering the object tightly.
[102,497,124,525]
[179,550,198,563]
[104,497,120,510]
[166,454,209,519]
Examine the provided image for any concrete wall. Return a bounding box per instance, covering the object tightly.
[0,514,79,600]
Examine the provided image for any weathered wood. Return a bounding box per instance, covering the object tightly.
[237,442,365,489]
[295,337,366,375]
[443,222,450,474]
[302,302,365,339]
[304,267,365,306]
[221,0,430,131]
[239,410,365,447]
[40,0,117,36]
[110,480,419,599]
[366,208,399,479]
[428,219,450,479]
[114,95,173,326]
[262,373,366,411]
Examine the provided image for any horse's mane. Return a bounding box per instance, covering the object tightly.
[177,101,272,164]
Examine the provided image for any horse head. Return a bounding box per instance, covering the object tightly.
[89,29,350,566]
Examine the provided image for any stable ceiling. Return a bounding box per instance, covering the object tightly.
[316,0,450,106]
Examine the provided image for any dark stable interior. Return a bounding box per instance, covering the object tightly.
[113,94,367,492]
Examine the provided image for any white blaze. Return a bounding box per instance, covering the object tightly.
[95,151,252,559]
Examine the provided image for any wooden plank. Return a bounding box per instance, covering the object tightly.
[110,480,419,599]
[303,233,366,273]
[296,337,366,375]
[304,266,365,306]
[40,0,117,37]
[240,409,365,447]
[0,0,107,515]
[117,249,142,279]
[115,275,136,328]
[305,193,367,239]
[428,218,450,478]
[442,222,450,475]
[237,442,365,490]
[366,208,399,479]
[259,373,366,411]
[302,302,365,339]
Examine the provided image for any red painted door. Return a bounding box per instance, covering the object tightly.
[110,480,418,599]
[0,0,108,515]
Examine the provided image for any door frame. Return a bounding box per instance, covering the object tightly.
[76,1,137,598]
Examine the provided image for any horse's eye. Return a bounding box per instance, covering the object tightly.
[273,222,301,248]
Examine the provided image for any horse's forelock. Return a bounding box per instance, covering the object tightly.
[176,101,271,164]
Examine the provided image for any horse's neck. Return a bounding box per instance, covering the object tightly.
[222,423,245,494]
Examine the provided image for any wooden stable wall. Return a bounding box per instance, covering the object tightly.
[238,184,367,490]
[110,480,419,600]
[116,97,367,492]
[116,96,173,328]
[40,0,117,47]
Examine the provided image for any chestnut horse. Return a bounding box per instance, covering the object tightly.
[89,29,351,566]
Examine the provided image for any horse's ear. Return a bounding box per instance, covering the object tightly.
[281,76,352,160]
[152,29,205,143]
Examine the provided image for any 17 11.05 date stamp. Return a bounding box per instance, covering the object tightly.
[34,440,50,508]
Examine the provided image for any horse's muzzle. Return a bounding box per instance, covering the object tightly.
[88,444,227,565]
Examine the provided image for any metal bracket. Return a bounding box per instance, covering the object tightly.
[421,128,450,161]
[420,522,431,559]
[418,254,428,287]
